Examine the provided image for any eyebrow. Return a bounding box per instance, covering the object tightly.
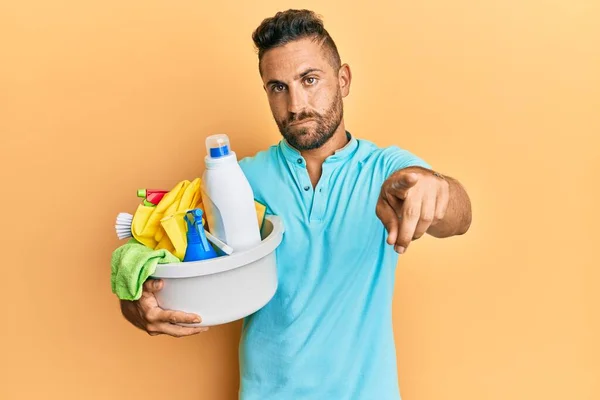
[266,68,324,87]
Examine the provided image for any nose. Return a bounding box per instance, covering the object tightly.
[287,84,307,115]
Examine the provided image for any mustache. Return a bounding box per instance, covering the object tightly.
[285,111,320,126]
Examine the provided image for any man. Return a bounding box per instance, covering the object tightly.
[120,9,472,400]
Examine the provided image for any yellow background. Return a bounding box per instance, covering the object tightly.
[1,1,598,399]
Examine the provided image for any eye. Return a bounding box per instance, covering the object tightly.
[272,83,286,93]
[304,77,317,86]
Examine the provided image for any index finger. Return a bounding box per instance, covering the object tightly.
[390,171,419,191]
[386,172,419,200]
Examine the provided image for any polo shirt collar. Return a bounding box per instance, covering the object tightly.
[280,131,358,165]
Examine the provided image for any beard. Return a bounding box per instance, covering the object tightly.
[275,90,343,151]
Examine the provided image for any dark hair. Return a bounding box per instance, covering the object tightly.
[252,9,341,73]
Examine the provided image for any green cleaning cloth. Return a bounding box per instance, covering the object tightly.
[111,238,180,301]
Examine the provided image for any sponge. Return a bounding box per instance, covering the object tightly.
[254,200,267,232]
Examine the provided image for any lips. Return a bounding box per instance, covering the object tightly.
[289,118,315,126]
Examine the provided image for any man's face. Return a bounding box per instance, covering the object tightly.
[260,38,348,151]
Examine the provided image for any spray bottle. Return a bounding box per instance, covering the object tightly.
[137,189,169,207]
[183,209,218,262]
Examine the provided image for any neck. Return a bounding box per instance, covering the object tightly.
[300,121,348,187]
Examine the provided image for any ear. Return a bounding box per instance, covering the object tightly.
[338,63,352,97]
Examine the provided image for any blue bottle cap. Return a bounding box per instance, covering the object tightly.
[206,134,231,159]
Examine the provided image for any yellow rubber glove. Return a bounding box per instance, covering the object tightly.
[160,210,204,260]
[131,178,204,256]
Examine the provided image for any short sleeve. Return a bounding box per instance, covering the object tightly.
[381,145,432,178]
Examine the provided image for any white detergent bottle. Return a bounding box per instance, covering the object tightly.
[200,134,261,253]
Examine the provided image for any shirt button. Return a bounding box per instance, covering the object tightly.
[304,186,310,191]
[297,158,303,164]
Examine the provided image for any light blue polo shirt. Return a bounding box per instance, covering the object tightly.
[238,133,430,400]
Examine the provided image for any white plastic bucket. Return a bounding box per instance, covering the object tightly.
[150,215,284,327]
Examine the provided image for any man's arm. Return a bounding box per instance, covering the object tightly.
[376,166,472,254]
[426,174,472,238]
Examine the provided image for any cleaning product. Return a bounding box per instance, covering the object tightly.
[183,209,218,262]
[201,134,261,253]
[116,176,265,258]
[137,189,169,206]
